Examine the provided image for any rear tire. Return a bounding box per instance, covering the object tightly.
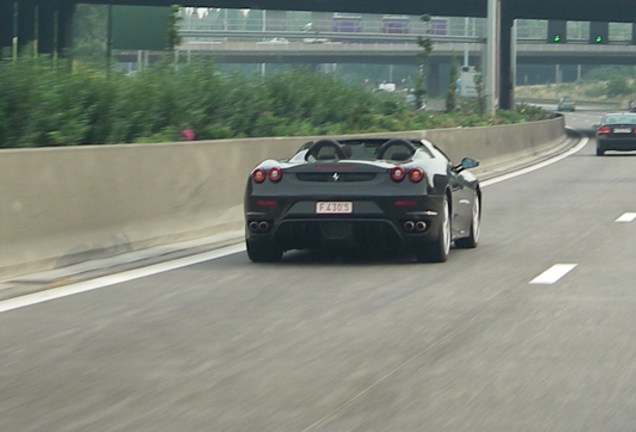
[246,239,282,263]
[415,197,451,263]
[455,194,480,249]
[596,147,605,156]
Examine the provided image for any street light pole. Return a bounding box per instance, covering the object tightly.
[511,19,517,100]
[486,0,499,115]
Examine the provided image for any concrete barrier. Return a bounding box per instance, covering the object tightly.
[423,117,567,169]
[0,117,565,279]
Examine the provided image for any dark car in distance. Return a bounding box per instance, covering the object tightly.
[595,112,636,156]
[557,96,576,112]
[244,138,481,263]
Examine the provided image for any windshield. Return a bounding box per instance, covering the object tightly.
[603,114,636,125]
[294,138,430,161]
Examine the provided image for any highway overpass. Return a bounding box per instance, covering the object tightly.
[167,39,636,67]
[114,38,636,96]
[3,0,636,109]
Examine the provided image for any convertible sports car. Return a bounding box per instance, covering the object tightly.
[244,137,481,263]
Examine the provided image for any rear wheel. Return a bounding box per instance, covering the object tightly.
[246,239,282,263]
[415,197,451,263]
[455,194,480,249]
[596,147,605,156]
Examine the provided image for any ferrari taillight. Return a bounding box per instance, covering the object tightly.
[252,167,283,183]
[408,167,424,183]
[252,168,267,183]
[268,167,283,182]
[597,126,611,135]
[390,166,406,182]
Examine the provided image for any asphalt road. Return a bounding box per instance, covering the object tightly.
[3,117,636,431]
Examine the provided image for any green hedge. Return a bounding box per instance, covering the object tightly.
[0,58,549,148]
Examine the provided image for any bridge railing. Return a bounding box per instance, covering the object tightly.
[178,16,487,39]
[516,97,620,108]
[178,13,634,44]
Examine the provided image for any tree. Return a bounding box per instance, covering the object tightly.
[166,5,183,51]
[73,4,108,66]
[414,14,433,110]
[446,57,459,112]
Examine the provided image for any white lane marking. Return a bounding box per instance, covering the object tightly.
[529,264,577,285]
[616,212,636,223]
[0,244,246,314]
[482,137,589,187]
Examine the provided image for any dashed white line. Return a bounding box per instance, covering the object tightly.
[616,212,636,223]
[529,264,578,285]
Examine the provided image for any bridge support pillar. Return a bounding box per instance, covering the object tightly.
[17,0,36,53]
[56,1,75,57]
[1,0,73,58]
[499,8,514,110]
[0,1,13,59]
[36,0,55,54]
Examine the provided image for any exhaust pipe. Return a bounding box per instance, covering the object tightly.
[258,221,270,232]
[415,221,427,232]
[249,221,260,232]
[403,221,415,232]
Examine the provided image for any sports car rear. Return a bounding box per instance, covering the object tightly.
[245,160,445,253]
[244,138,480,262]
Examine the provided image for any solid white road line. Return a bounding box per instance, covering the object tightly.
[481,137,589,188]
[616,212,636,223]
[529,264,578,285]
[0,244,246,314]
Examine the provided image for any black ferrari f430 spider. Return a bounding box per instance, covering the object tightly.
[244,138,481,263]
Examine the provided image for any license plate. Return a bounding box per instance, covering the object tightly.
[315,201,353,214]
[614,128,632,134]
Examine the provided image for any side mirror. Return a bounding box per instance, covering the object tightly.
[455,157,479,172]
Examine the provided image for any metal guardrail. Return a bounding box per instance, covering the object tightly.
[516,97,620,108]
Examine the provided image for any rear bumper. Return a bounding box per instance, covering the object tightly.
[245,196,444,252]
[597,137,636,151]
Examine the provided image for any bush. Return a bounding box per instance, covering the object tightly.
[583,84,607,98]
[606,76,634,98]
[0,58,550,148]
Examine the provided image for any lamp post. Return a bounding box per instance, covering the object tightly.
[485,0,499,115]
